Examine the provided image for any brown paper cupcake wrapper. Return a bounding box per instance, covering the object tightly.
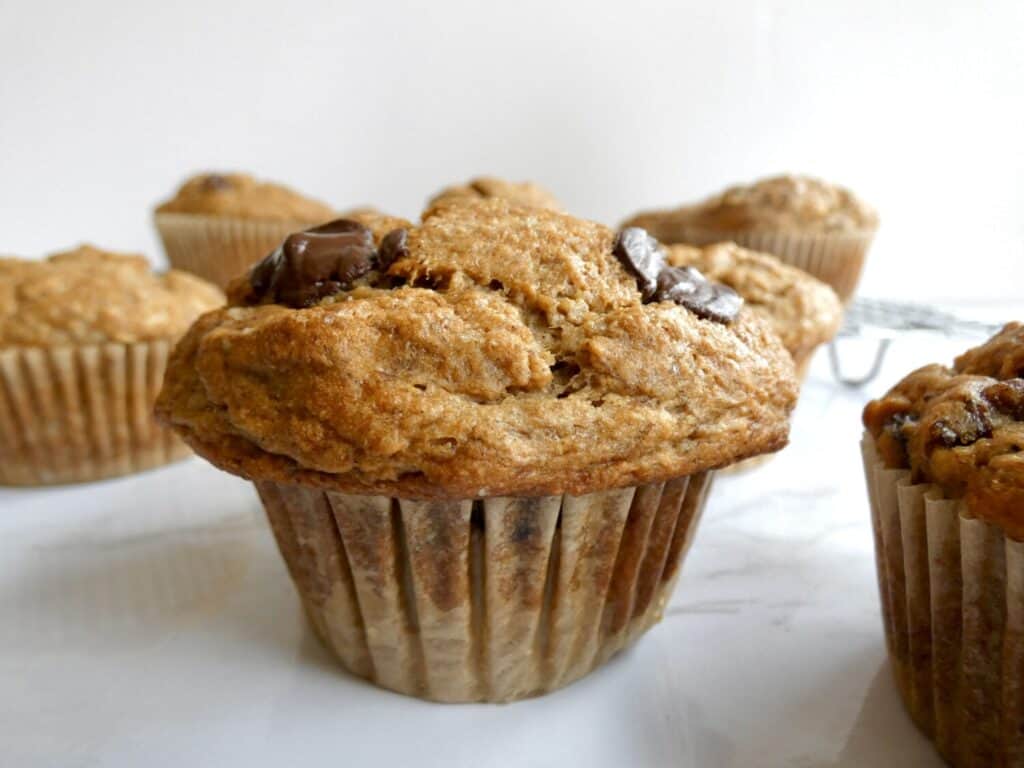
[154,212,320,289]
[0,341,189,485]
[862,436,1024,767]
[678,225,874,303]
[255,471,713,702]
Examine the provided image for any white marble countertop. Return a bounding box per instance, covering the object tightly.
[0,329,1006,767]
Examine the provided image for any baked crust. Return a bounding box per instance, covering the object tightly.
[155,171,336,222]
[427,176,562,213]
[157,199,798,498]
[863,323,1024,537]
[623,174,878,240]
[665,242,842,363]
[0,245,224,347]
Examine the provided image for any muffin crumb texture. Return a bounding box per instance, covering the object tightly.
[158,199,798,498]
[156,172,336,222]
[0,246,224,346]
[863,322,1024,536]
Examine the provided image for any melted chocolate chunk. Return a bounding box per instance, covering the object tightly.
[929,398,994,449]
[614,227,741,324]
[378,228,408,272]
[247,218,377,308]
[614,227,665,300]
[651,265,743,324]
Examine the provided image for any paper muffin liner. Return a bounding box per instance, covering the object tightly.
[862,435,1024,767]
[154,212,320,289]
[0,340,189,485]
[677,226,874,303]
[254,471,713,703]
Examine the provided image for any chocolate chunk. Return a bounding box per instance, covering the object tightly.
[247,218,377,308]
[929,398,994,449]
[614,227,665,300]
[650,265,743,324]
[378,228,408,272]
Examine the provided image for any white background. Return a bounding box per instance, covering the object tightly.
[1,0,1022,303]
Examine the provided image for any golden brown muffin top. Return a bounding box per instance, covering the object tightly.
[863,323,1024,538]
[427,176,563,212]
[157,200,798,499]
[624,175,878,240]
[0,245,224,347]
[155,172,336,222]
[666,243,842,363]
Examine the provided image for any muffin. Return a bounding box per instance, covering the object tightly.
[156,200,798,702]
[154,171,348,289]
[623,175,878,302]
[862,323,1024,766]
[427,176,563,212]
[0,245,223,485]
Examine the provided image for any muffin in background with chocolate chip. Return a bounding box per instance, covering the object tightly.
[623,174,878,302]
[861,323,1024,766]
[158,198,798,702]
[155,171,365,289]
[426,175,563,212]
[0,245,223,485]
[665,241,842,378]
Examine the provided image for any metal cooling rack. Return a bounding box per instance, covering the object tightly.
[829,298,1005,387]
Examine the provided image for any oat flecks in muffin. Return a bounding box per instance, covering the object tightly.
[624,174,878,240]
[157,199,798,499]
[863,322,1024,537]
[666,242,842,363]
[0,245,224,347]
[156,171,337,222]
[427,176,563,213]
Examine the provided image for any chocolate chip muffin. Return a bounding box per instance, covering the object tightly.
[427,176,563,212]
[623,175,878,302]
[0,245,223,484]
[157,199,798,702]
[861,323,1024,766]
[665,242,842,377]
[155,171,350,289]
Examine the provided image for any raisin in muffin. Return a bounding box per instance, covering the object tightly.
[0,245,223,484]
[623,175,878,302]
[427,176,563,212]
[861,323,1024,766]
[157,199,798,702]
[155,171,348,289]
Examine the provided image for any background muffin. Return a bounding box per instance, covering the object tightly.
[157,200,798,702]
[861,322,1024,766]
[154,171,348,289]
[427,175,563,212]
[0,245,223,485]
[623,175,878,302]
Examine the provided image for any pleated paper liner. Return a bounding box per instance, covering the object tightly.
[154,212,321,289]
[677,226,875,304]
[256,471,713,703]
[862,436,1024,767]
[0,340,189,485]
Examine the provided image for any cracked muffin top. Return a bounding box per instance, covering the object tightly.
[427,176,563,212]
[156,172,336,222]
[666,243,842,364]
[623,175,878,240]
[156,200,798,499]
[0,245,224,347]
[863,323,1024,537]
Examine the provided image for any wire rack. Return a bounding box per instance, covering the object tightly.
[829,298,1005,386]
